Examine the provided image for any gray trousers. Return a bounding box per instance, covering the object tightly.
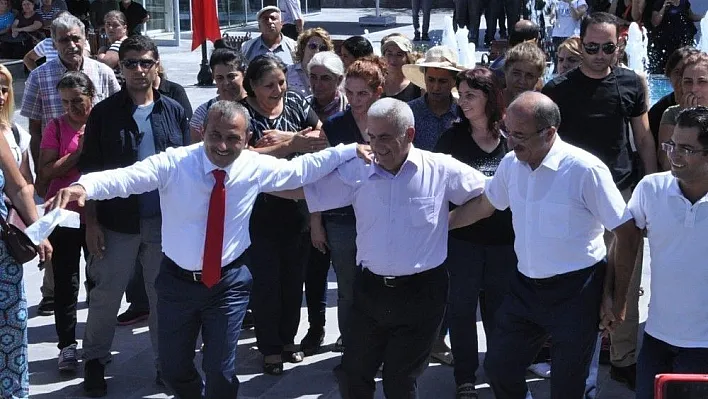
[411,0,433,34]
[82,217,163,364]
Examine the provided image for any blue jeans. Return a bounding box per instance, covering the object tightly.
[323,215,357,346]
[484,262,606,399]
[156,256,251,399]
[445,237,516,385]
[636,333,708,399]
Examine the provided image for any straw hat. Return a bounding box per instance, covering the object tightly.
[402,46,463,90]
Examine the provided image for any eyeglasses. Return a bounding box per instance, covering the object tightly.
[56,35,83,45]
[307,42,328,51]
[661,141,708,156]
[121,59,157,70]
[582,42,618,55]
[499,123,550,142]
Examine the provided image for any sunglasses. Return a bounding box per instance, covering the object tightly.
[121,59,157,70]
[582,42,618,55]
[307,42,328,51]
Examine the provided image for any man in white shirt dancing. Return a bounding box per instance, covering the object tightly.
[46,100,370,399]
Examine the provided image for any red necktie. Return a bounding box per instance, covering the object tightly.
[202,169,226,288]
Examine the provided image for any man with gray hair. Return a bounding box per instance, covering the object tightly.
[240,5,296,65]
[46,100,372,398]
[20,12,119,319]
[285,97,488,397]
[449,91,641,398]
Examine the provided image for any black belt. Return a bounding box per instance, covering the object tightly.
[166,254,245,284]
[362,266,442,288]
[518,263,599,286]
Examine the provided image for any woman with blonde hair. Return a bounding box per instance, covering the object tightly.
[0,65,31,184]
[380,33,422,102]
[287,27,334,97]
[556,36,583,74]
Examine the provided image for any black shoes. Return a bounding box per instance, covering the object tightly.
[299,327,325,356]
[413,31,421,41]
[116,309,149,326]
[610,363,637,391]
[422,33,430,42]
[37,297,54,316]
[83,359,107,397]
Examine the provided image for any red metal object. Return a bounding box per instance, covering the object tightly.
[655,374,708,399]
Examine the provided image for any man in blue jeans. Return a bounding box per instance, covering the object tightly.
[625,106,708,399]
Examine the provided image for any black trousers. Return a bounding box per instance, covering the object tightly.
[282,24,299,40]
[49,226,87,350]
[339,266,448,399]
[484,261,606,399]
[305,244,330,328]
[248,231,308,356]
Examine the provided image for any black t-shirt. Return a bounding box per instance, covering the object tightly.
[119,1,148,35]
[383,82,422,103]
[17,12,41,29]
[542,66,647,190]
[434,122,515,246]
[242,91,320,238]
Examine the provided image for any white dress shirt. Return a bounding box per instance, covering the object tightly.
[629,172,708,348]
[485,137,630,278]
[78,142,358,271]
[304,147,487,276]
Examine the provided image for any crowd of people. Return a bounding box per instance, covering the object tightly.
[0,1,702,398]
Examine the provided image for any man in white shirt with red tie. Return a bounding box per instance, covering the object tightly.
[46,100,371,399]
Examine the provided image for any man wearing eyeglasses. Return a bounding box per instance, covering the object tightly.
[542,11,657,390]
[449,91,641,399]
[76,34,190,397]
[20,12,119,322]
[625,106,708,399]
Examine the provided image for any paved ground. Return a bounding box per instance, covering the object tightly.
[10,7,654,398]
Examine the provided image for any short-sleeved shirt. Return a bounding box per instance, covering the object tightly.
[32,38,58,61]
[90,0,118,27]
[485,137,631,278]
[190,97,218,134]
[39,115,82,213]
[628,172,708,348]
[279,0,302,24]
[119,0,148,35]
[0,11,15,31]
[649,92,676,144]
[434,123,515,245]
[21,57,120,126]
[37,6,61,23]
[660,104,682,127]
[17,12,42,29]
[407,94,458,151]
[4,124,30,166]
[241,91,319,237]
[550,0,587,37]
[542,67,648,190]
[241,34,297,65]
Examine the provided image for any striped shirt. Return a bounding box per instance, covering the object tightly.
[189,96,218,133]
[21,57,120,126]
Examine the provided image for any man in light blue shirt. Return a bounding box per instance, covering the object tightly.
[240,6,296,65]
[300,98,487,398]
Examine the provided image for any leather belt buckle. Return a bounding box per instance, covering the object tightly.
[383,276,397,288]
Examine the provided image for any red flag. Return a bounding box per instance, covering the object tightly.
[191,0,222,51]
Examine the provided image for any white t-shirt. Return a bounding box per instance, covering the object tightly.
[551,0,586,38]
[628,172,708,348]
[4,124,30,167]
[278,0,302,25]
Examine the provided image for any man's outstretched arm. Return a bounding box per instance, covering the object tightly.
[449,193,496,230]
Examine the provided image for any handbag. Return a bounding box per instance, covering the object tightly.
[0,215,38,264]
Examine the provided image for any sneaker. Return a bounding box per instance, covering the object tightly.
[300,326,325,356]
[527,362,552,378]
[610,363,636,391]
[83,359,107,397]
[37,297,54,316]
[116,309,149,326]
[57,344,78,373]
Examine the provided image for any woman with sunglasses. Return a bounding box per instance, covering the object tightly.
[658,52,708,171]
[38,71,94,374]
[287,27,334,97]
[434,66,516,399]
